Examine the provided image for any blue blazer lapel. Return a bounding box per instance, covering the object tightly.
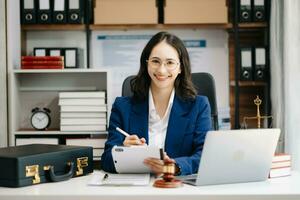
[129,99,149,144]
[165,96,190,157]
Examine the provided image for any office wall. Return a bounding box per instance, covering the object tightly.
[0,0,8,147]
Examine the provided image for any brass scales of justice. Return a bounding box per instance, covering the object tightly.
[242,96,273,128]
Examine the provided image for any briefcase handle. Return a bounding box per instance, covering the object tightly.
[47,162,74,182]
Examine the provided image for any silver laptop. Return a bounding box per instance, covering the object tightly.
[181,128,280,186]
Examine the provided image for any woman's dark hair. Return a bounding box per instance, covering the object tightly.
[131,31,197,101]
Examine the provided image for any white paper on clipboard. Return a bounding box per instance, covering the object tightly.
[112,146,161,173]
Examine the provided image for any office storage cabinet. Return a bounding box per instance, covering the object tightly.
[8,2,112,160]
[228,0,271,128]
[7,0,271,154]
[9,69,112,147]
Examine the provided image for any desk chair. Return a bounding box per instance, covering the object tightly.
[122,72,218,130]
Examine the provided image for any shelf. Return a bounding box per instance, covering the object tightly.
[230,81,268,87]
[238,22,268,28]
[19,86,97,91]
[21,24,86,31]
[227,23,268,33]
[90,23,233,30]
[13,68,109,73]
[21,23,267,31]
[15,129,108,135]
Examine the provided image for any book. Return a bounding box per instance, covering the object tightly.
[60,118,107,125]
[272,153,291,162]
[60,125,106,131]
[93,156,101,161]
[66,138,106,148]
[21,65,64,69]
[21,56,64,61]
[60,112,107,118]
[21,61,64,66]
[271,160,291,168]
[59,91,106,99]
[16,138,59,146]
[269,167,291,178]
[59,98,105,106]
[60,105,107,112]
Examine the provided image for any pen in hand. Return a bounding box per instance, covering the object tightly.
[116,127,130,137]
[116,127,146,146]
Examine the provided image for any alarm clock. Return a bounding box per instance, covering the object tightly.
[31,107,51,130]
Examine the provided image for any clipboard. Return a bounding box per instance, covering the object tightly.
[112,146,161,173]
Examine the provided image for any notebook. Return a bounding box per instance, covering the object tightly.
[88,171,150,186]
[179,128,280,186]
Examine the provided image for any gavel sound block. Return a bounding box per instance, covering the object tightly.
[153,160,182,188]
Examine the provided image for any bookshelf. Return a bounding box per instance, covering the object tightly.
[6,0,272,148]
[21,24,86,31]
[9,68,111,146]
[229,0,271,129]
[21,23,267,31]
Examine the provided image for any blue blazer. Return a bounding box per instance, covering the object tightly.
[101,95,212,175]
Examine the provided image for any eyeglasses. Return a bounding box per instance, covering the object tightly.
[146,57,180,71]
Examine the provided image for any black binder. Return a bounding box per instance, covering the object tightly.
[33,47,48,56]
[20,0,37,24]
[53,0,67,23]
[240,47,253,81]
[239,0,252,22]
[64,48,78,68]
[157,0,164,24]
[49,48,63,56]
[67,0,84,24]
[253,0,265,22]
[254,47,267,81]
[37,0,52,24]
[34,47,78,68]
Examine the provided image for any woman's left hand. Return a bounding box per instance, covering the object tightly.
[143,154,175,176]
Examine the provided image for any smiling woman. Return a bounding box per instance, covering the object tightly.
[101,32,212,176]
[0,0,7,147]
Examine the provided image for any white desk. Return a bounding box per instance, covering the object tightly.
[1,171,300,200]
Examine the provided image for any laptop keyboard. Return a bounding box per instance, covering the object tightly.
[177,174,198,183]
[186,178,197,183]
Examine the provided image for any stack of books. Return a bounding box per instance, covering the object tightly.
[269,153,291,178]
[21,56,64,69]
[59,91,107,132]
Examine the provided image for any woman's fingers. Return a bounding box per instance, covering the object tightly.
[144,158,164,174]
[140,137,146,144]
[145,157,164,166]
[144,153,177,176]
[123,135,146,146]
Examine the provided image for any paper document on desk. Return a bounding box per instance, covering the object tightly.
[112,145,161,173]
[88,172,150,186]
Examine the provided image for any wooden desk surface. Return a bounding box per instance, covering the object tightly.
[0,171,300,200]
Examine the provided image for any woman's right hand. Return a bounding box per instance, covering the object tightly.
[123,135,146,146]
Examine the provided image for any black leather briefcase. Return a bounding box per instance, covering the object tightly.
[0,144,93,187]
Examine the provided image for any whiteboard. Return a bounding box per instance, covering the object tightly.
[90,29,229,109]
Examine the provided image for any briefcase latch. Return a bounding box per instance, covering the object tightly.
[26,165,41,184]
[76,157,88,176]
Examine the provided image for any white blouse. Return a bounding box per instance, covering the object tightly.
[148,88,175,149]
